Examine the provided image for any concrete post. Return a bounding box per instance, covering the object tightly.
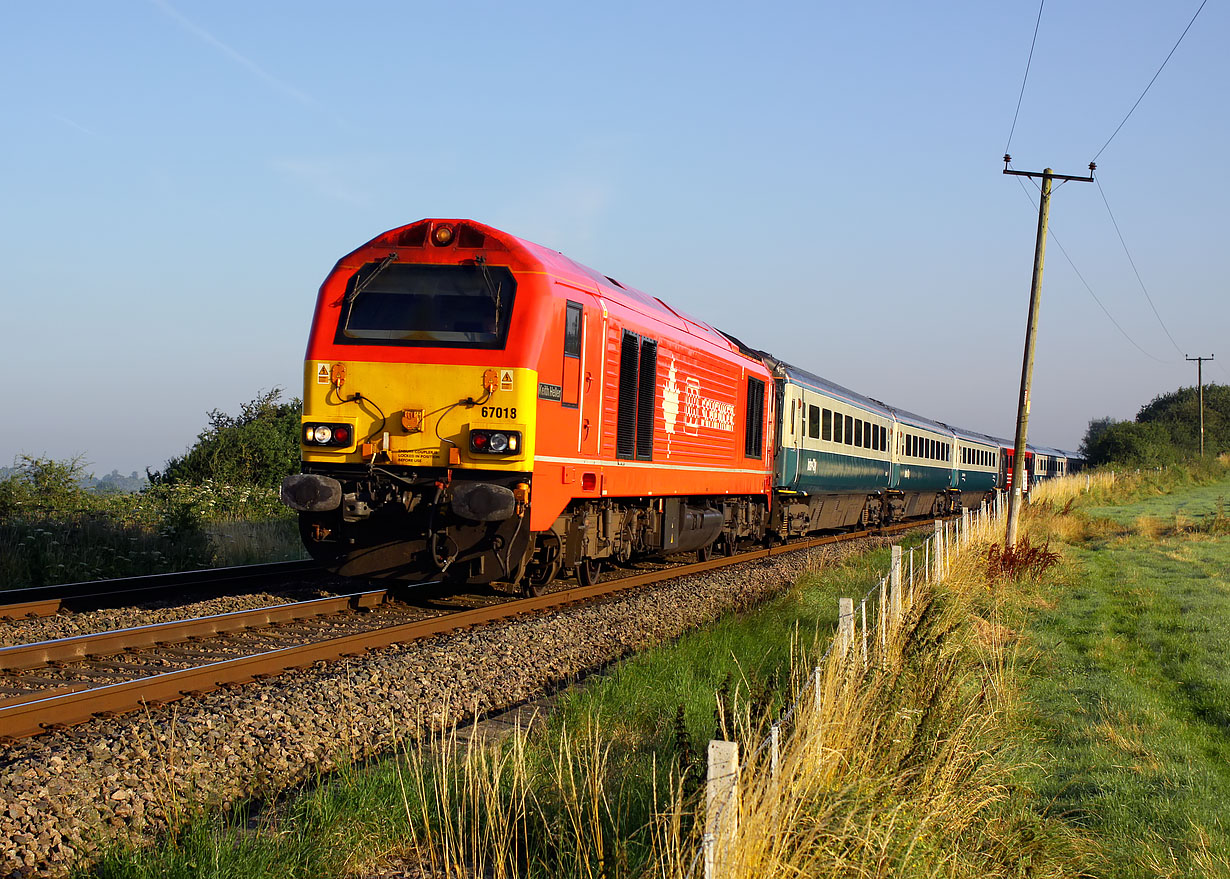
[933,520,943,581]
[891,545,903,617]
[705,739,739,879]
[860,597,868,668]
[839,597,855,662]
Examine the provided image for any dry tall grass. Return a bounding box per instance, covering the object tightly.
[385,506,1089,878]
[649,508,1090,879]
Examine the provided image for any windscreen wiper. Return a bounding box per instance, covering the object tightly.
[475,255,502,327]
[345,252,398,305]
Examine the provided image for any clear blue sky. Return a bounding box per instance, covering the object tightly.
[3,0,1226,476]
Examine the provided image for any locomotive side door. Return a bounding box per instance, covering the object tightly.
[557,290,604,457]
[577,296,605,458]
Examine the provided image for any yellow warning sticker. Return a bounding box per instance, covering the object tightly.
[316,364,330,384]
[500,369,514,391]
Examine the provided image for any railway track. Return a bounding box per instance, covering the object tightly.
[0,520,935,741]
[0,559,324,620]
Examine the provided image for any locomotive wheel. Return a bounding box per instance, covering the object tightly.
[697,542,714,563]
[575,558,602,587]
[522,579,543,598]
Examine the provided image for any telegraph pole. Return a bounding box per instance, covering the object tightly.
[1186,354,1214,457]
[1002,157,1095,548]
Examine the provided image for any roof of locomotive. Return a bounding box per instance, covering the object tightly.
[361,218,763,369]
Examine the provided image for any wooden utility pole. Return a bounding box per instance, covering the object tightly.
[1002,157,1095,547]
[1186,354,1214,456]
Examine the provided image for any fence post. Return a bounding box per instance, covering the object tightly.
[933,520,943,581]
[878,577,887,657]
[908,548,915,607]
[860,597,868,668]
[924,539,930,585]
[770,722,780,781]
[706,739,739,879]
[813,666,822,713]
[838,597,855,662]
[891,545,903,619]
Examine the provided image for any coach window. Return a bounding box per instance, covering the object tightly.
[853,418,863,448]
[822,409,833,441]
[833,411,843,444]
[809,405,820,440]
[844,415,854,445]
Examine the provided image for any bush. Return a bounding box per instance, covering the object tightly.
[0,457,213,588]
[150,389,302,488]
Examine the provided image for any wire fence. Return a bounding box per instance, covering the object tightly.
[689,494,1007,879]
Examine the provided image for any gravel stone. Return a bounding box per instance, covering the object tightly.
[1,535,902,877]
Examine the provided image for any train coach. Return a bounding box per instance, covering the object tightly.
[281,219,776,592]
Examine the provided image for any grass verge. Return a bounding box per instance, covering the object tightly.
[1011,467,1230,877]
[77,522,1091,879]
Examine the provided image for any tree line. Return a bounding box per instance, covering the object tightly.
[1080,384,1229,468]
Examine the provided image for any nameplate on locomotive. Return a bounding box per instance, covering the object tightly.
[538,382,563,401]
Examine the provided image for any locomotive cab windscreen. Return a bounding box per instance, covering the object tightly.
[336,261,517,348]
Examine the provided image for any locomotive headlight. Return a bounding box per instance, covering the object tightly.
[470,428,522,455]
[302,421,354,448]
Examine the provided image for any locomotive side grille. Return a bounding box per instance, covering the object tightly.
[616,330,639,459]
[745,376,765,458]
[636,338,657,461]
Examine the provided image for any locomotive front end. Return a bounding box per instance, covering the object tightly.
[281,220,543,584]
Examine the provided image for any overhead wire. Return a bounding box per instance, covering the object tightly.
[1004,0,1046,156]
[1090,0,1210,163]
[1014,178,1170,364]
[1095,177,1186,357]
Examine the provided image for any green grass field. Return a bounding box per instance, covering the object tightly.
[74,466,1230,878]
[1016,472,1230,876]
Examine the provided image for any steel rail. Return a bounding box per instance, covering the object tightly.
[0,559,323,620]
[0,590,387,671]
[0,519,935,740]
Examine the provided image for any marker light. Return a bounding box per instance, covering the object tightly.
[432,224,455,246]
[313,426,333,444]
[488,432,509,453]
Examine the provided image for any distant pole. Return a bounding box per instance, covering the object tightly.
[1002,157,1095,547]
[1186,355,1214,457]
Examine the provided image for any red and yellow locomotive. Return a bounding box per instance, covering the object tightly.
[281,219,775,592]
